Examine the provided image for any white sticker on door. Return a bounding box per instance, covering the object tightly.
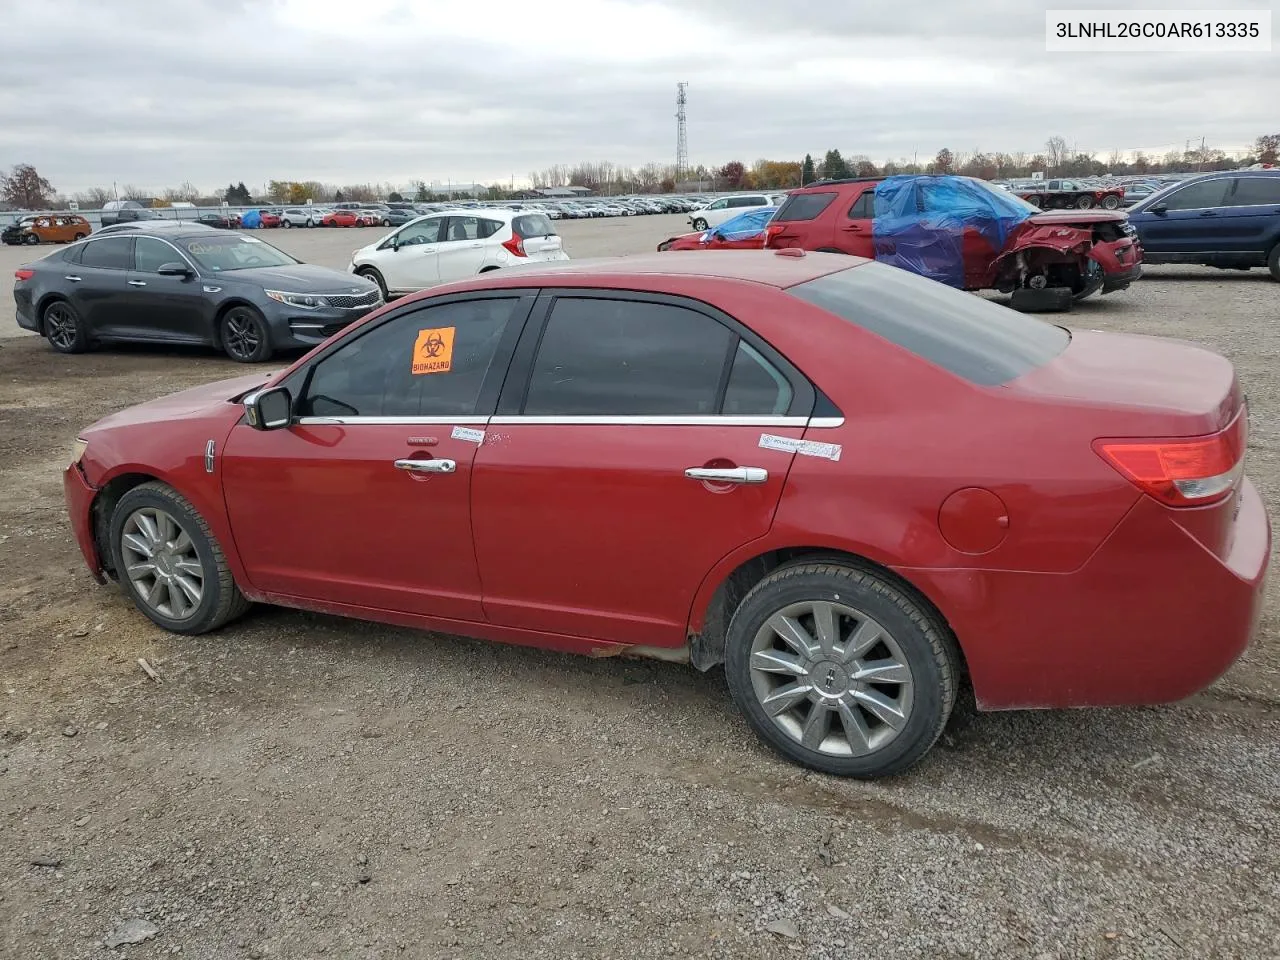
[450,426,486,443]
[758,433,842,462]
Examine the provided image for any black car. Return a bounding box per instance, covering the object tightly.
[1126,170,1280,280]
[195,213,238,229]
[14,226,383,362]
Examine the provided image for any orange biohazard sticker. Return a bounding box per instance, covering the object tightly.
[412,326,455,375]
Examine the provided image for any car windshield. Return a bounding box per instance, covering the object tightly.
[181,235,298,272]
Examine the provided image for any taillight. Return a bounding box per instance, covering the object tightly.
[502,235,526,257]
[15,269,34,282]
[764,223,785,247]
[1093,411,1247,507]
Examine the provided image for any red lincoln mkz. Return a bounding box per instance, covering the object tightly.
[63,251,1271,777]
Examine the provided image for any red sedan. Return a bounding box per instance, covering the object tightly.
[62,252,1270,777]
[322,210,358,227]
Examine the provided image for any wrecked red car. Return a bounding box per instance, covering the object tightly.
[657,206,778,252]
[764,176,1142,310]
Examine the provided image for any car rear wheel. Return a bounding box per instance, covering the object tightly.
[1267,244,1280,282]
[1100,195,1121,210]
[220,306,273,363]
[43,300,89,353]
[73,232,86,240]
[725,561,959,778]
[1075,195,1094,209]
[356,267,388,299]
[109,482,250,635]
[692,218,708,230]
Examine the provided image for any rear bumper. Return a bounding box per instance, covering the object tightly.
[904,478,1271,710]
[1089,239,1143,291]
[63,462,106,584]
[15,304,37,332]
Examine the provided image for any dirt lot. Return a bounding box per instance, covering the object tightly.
[2,220,1279,960]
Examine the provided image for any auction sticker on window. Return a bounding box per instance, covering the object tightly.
[412,326,455,375]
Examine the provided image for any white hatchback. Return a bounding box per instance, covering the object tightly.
[348,209,569,297]
[687,194,772,231]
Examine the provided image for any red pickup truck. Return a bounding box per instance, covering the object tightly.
[764,176,1142,308]
[1013,179,1125,210]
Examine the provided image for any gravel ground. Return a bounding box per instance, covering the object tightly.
[1,219,1278,959]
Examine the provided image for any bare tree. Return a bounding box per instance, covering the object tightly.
[120,184,149,201]
[73,186,113,207]
[1044,136,1069,173]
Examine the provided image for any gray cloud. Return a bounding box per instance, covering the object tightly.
[1,0,1274,194]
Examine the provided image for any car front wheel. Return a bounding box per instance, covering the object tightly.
[692,218,708,230]
[282,218,292,228]
[1268,244,1280,282]
[220,306,273,362]
[356,267,388,299]
[109,482,249,635]
[725,561,960,778]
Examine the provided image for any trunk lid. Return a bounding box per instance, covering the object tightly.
[1009,329,1239,434]
[1027,209,1128,227]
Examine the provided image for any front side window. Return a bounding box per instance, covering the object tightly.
[392,218,443,247]
[522,298,734,416]
[79,237,133,270]
[708,199,727,210]
[134,237,181,273]
[299,298,521,418]
[1160,179,1232,211]
[181,235,297,272]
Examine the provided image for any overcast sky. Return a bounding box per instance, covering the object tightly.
[1,0,1274,194]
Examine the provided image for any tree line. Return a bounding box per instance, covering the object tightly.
[4,134,1277,211]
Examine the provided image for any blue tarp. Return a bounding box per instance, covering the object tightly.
[872,176,1033,287]
[706,205,778,243]
[239,209,262,229]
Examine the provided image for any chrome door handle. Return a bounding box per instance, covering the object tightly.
[64,275,82,282]
[684,466,768,484]
[127,280,147,286]
[395,458,456,474]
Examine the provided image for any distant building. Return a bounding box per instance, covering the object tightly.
[535,186,593,197]
[423,182,486,197]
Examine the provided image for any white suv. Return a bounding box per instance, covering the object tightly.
[348,208,570,298]
[688,194,772,231]
[280,207,319,228]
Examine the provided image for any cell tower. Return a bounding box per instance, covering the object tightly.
[675,82,689,187]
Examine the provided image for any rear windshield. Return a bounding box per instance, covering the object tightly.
[788,263,1069,386]
[513,213,556,239]
[774,192,836,222]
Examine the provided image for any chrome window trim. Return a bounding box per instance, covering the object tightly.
[292,414,845,428]
[296,416,491,426]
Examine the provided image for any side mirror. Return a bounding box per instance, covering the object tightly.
[244,386,292,431]
[157,262,193,277]
[1150,202,1167,214]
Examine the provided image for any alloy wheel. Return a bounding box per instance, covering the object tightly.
[223,310,261,360]
[120,507,204,621]
[748,600,914,757]
[44,304,78,349]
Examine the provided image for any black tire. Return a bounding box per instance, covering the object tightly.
[357,267,388,300]
[108,482,250,635]
[1100,195,1121,210]
[381,218,391,227]
[1026,195,1042,208]
[73,232,86,241]
[1075,195,1094,209]
[692,218,708,231]
[26,233,40,245]
[282,218,292,228]
[219,305,273,363]
[724,561,960,778]
[42,299,89,353]
[1267,244,1280,282]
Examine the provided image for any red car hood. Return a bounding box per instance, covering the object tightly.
[83,372,273,434]
[1027,210,1127,226]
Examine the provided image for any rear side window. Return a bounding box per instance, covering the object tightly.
[523,298,733,416]
[1228,177,1280,206]
[788,263,1069,386]
[774,192,836,222]
[513,214,555,239]
[79,237,133,270]
[847,191,875,219]
[477,219,504,239]
[722,341,793,415]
